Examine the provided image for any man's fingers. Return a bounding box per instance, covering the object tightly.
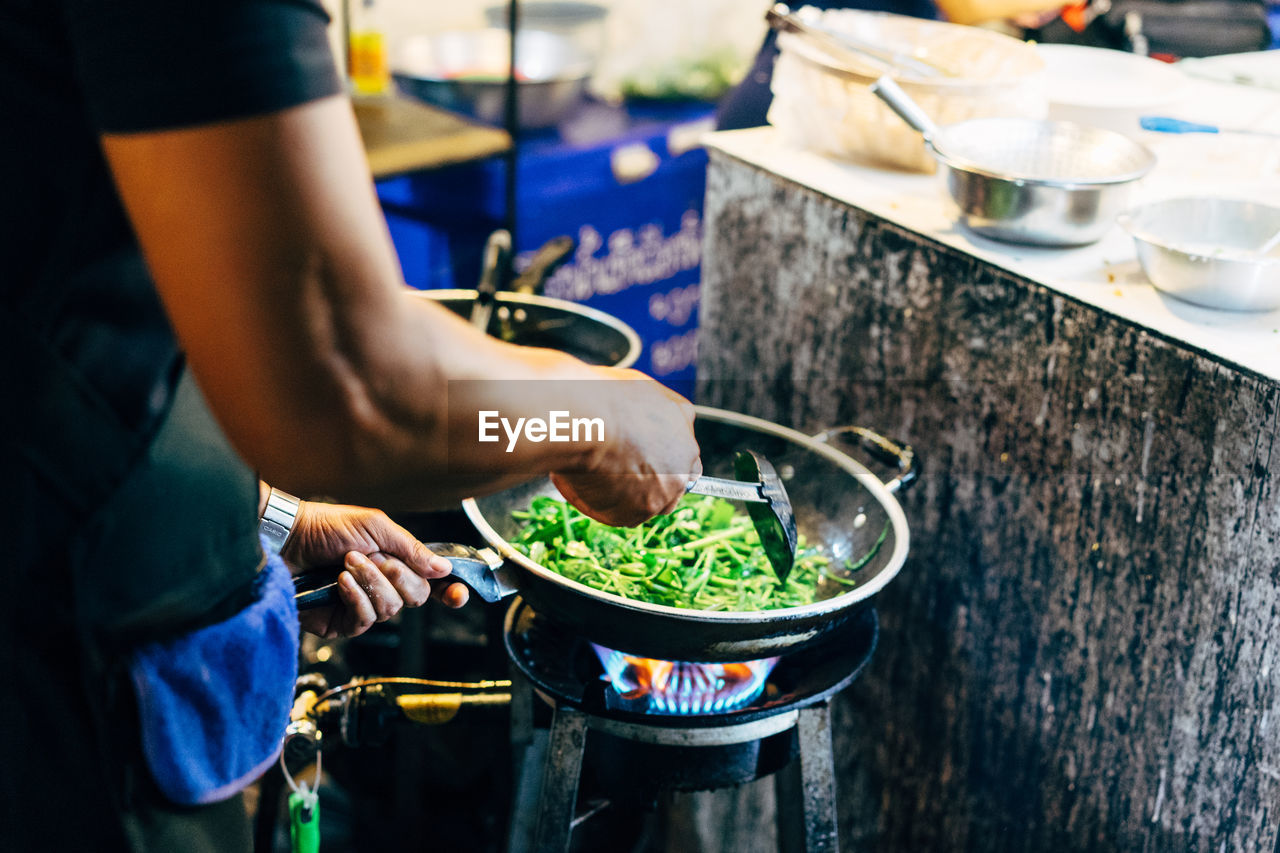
[431,581,470,609]
[366,551,432,607]
[413,541,454,579]
[657,492,686,517]
[363,513,452,579]
[548,471,577,503]
[344,552,404,621]
[335,570,376,637]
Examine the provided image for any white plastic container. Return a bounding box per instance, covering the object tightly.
[1036,44,1185,137]
[768,10,1046,173]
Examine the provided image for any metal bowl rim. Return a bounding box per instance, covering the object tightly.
[779,12,1045,88]
[1117,197,1280,267]
[462,405,911,623]
[392,28,594,83]
[483,1,611,24]
[393,69,592,86]
[933,119,1157,187]
[413,288,643,369]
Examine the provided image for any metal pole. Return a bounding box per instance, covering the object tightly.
[503,0,520,268]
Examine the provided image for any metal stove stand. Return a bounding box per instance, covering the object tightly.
[502,600,878,853]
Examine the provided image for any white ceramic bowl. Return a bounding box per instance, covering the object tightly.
[1036,44,1185,137]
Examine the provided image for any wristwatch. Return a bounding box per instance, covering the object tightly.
[259,487,302,556]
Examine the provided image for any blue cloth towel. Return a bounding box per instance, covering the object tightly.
[130,546,299,806]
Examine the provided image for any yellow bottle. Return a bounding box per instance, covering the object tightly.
[348,0,391,97]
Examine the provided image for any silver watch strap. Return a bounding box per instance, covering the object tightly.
[259,487,302,556]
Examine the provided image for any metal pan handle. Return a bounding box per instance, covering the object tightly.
[868,75,941,144]
[810,426,916,494]
[510,235,574,296]
[292,543,516,610]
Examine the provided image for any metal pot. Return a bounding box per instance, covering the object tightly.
[871,75,1156,247]
[393,29,591,129]
[295,409,914,661]
[415,289,641,368]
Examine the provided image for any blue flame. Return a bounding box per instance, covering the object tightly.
[591,645,779,715]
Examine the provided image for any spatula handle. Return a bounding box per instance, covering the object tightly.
[686,475,767,504]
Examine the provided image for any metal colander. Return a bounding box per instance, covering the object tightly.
[870,75,1157,246]
[934,118,1157,185]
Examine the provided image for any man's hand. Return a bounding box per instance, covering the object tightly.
[552,368,702,528]
[281,502,470,638]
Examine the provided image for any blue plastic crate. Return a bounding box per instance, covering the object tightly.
[376,100,715,397]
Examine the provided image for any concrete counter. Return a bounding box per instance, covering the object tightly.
[689,114,1280,851]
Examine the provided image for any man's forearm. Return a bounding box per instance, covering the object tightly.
[103,96,623,509]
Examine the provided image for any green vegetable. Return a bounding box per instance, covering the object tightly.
[620,50,747,103]
[509,494,889,612]
[844,521,889,573]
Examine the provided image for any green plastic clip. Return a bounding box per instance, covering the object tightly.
[288,788,320,853]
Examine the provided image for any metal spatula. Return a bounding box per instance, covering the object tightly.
[686,450,799,583]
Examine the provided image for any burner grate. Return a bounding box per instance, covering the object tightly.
[503,597,878,727]
[502,599,881,852]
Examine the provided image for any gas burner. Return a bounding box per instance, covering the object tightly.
[590,645,780,715]
[503,598,879,852]
[503,597,877,727]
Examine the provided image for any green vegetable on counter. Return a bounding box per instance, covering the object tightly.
[620,50,747,103]
[510,494,888,612]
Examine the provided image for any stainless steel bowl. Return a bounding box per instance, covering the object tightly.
[937,118,1156,246]
[871,76,1157,247]
[415,289,641,367]
[483,1,608,67]
[393,29,591,129]
[1118,197,1280,312]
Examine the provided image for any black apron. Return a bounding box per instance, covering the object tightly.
[1,249,265,851]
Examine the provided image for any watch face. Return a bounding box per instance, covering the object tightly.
[261,489,300,555]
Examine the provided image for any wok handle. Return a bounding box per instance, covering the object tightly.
[868,75,941,143]
[511,235,574,296]
[810,426,916,494]
[469,230,513,332]
[292,543,513,610]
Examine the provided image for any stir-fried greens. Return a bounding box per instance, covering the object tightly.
[510,494,888,612]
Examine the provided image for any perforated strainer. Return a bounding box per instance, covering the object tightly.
[935,118,1156,184]
[871,76,1157,246]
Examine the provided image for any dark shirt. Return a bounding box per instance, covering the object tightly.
[1,0,343,613]
[2,0,341,435]
[0,2,341,848]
